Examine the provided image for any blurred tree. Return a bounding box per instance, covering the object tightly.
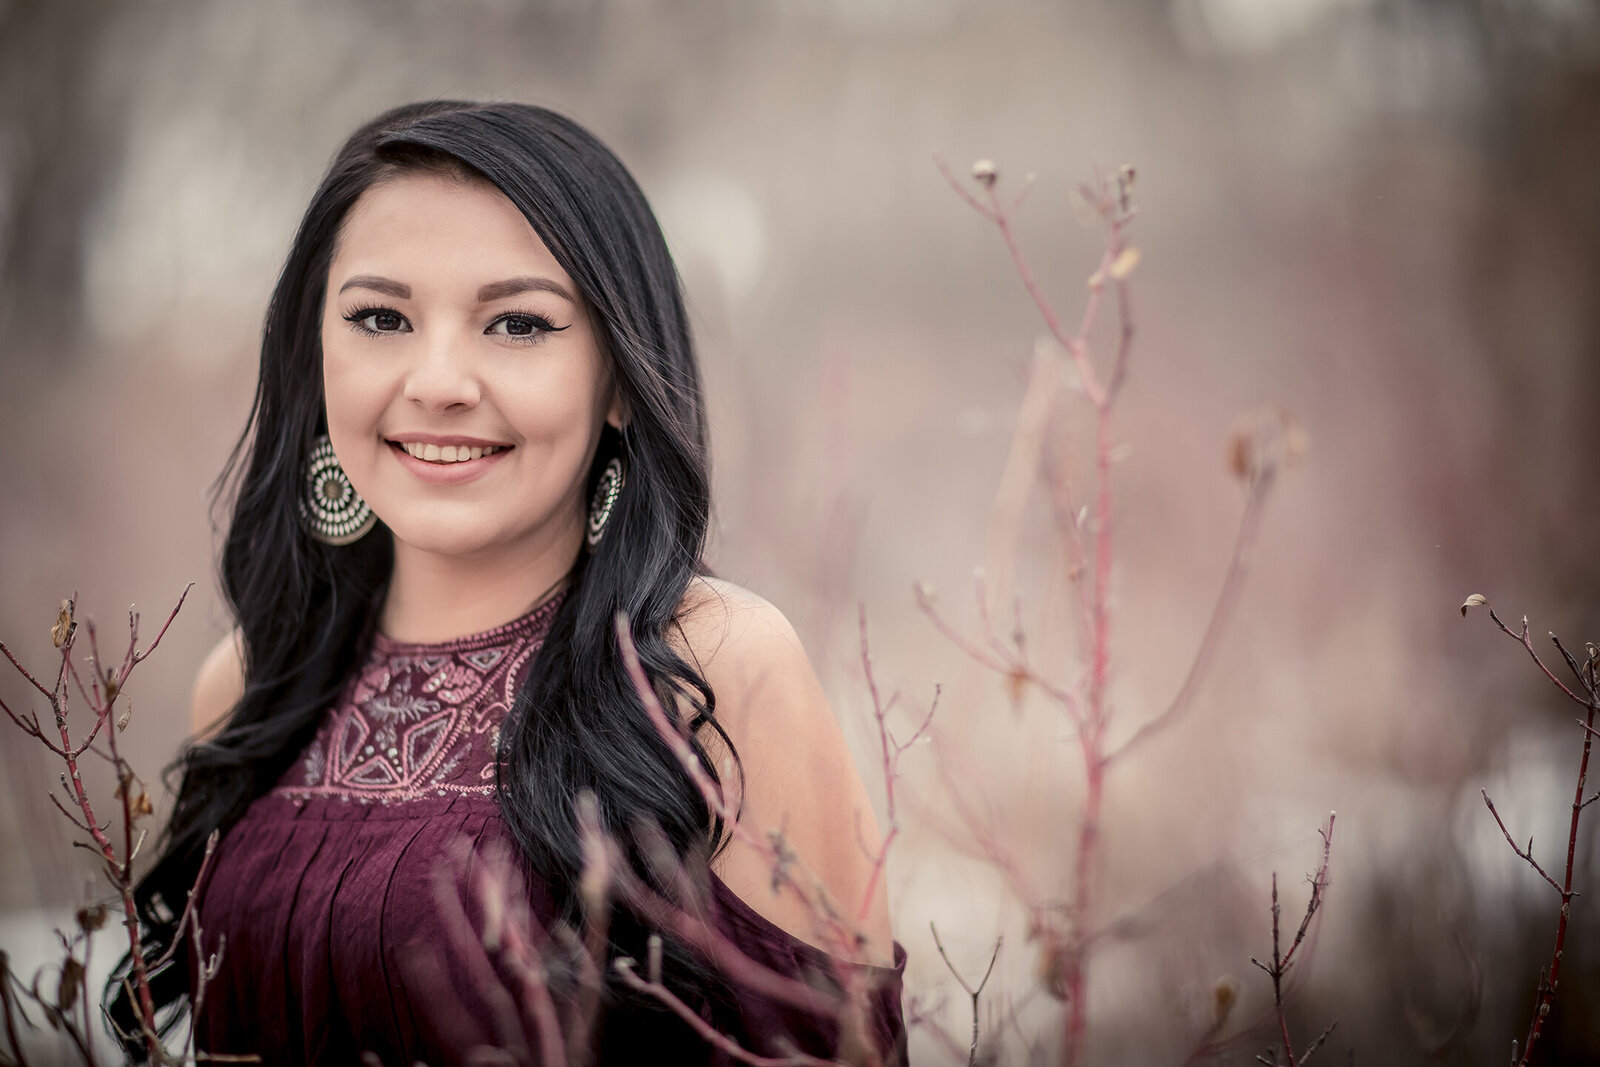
[0,0,117,362]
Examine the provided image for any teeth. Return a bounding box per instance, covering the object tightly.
[400,442,503,463]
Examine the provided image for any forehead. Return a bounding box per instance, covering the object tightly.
[329,171,570,288]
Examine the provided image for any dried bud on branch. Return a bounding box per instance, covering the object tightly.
[1227,406,1308,483]
[1211,975,1239,1027]
[1108,246,1141,281]
[52,598,75,648]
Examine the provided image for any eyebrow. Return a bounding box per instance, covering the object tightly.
[334,274,575,304]
[338,275,410,299]
[476,276,575,304]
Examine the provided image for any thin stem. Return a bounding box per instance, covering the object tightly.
[1485,608,1590,709]
[1107,466,1274,765]
[929,922,1001,1067]
[856,608,937,931]
[617,613,858,961]
[613,960,841,1067]
[1482,790,1563,895]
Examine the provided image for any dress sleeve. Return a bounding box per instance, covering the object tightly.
[702,873,909,1065]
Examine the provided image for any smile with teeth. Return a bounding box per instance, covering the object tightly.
[396,442,508,463]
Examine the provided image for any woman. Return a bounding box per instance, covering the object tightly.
[119,101,905,1065]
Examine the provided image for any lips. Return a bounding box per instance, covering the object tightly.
[386,433,514,463]
[395,440,506,464]
[385,437,513,483]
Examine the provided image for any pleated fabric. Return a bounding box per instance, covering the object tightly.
[192,600,907,1065]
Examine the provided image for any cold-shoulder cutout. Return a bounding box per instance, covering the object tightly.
[191,629,244,739]
[671,577,895,967]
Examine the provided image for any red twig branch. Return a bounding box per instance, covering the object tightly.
[613,949,841,1067]
[923,153,1292,1064]
[1475,603,1590,709]
[1249,815,1337,1067]
[1463,597,1597,1065]
[1481,791,1563,895]
[615,613,898,1064]
[615,614,858,962]
[856,608,937,933]
[0,586,258,1066]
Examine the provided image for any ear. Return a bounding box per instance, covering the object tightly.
[604,382,628,432]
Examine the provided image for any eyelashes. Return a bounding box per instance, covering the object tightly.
[341,304,570,346]
[343,304,409,337]
[487,311,569,342]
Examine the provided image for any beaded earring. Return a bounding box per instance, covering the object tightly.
[585,456,625,551]
[299,434,376,545]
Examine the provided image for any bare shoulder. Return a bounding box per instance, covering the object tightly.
[671,576,808,707]
[671,577,894,965]
[191,629,245,739]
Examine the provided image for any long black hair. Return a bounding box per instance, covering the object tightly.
[115,101,736,1044]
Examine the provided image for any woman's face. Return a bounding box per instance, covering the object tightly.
[321,171,620,563]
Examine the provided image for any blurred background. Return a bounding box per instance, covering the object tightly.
[2,0,1597,1062]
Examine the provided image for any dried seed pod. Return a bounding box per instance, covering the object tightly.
[51,599,75,648]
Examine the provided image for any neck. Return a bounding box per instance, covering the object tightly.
[381,532,579,644]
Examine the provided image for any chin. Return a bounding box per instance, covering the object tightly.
[375,513,497,558]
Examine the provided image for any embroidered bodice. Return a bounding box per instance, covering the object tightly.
[273,595,562,804]
[195,593,907,1066]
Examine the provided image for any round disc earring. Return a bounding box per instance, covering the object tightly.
[299,434,376,545]
[585,457,625,550]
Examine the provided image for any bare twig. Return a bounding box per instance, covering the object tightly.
[1481,791,1563,895]
[905,994,969,1064]
[0,588,256,1067]
[613,955,841,1067]
[856,607,937,929]
[929,922,1001,1067]
[616,613,863,964]
[1463,601,1597,1065]
[1106,465,1274,765]
[1249,815,1337,1067]
[1477,605,1590,709]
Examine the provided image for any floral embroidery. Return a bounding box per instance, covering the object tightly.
[272,595,562,804]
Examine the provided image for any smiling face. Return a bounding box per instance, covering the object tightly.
[321,171,621,566]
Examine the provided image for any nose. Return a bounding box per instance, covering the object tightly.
[403,331,481,413]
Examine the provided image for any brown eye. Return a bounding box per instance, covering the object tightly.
[343,307,412,336]
[486,311,567,344]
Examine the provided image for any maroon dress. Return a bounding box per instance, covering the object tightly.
[194,598,907,1065]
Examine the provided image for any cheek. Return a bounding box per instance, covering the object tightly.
[318,331,394,491]
[495,358,608,444]
[321,333,383,422]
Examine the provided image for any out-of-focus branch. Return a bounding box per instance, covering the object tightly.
[615,613,858,962]
[616,613,899,1065]
[905,995,968,1065]
[982,344,1061,626]
[613,947,841,1067]
[924,153,1298,1065]
[856,608,937,930]
[1106,458,1276,766]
